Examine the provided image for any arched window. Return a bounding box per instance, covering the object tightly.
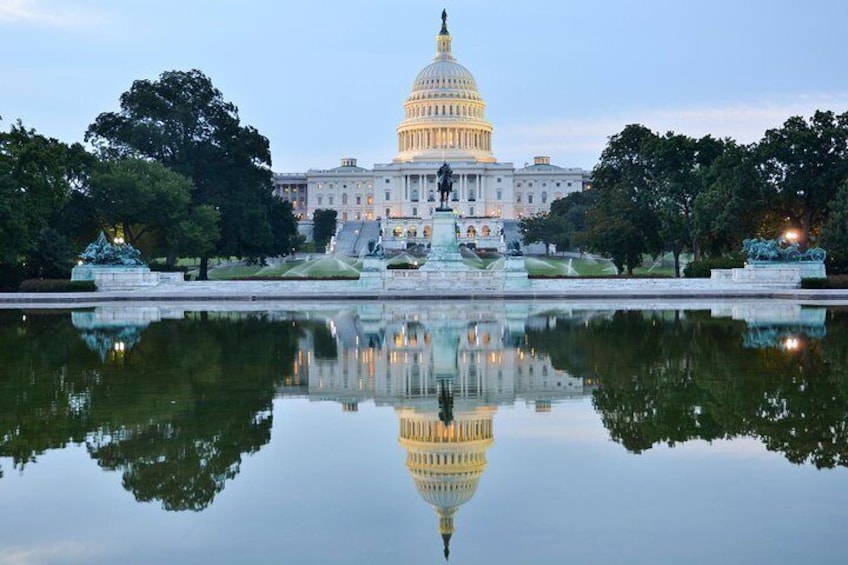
[342,193,348,205]
[407,227,417,238]
[482,225,491,237]
[424,225,432,239]
[541,192,548,204]
[467,226,477,238]
[393,226,403,237]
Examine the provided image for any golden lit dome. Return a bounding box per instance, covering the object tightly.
[395,10,496,164]
[397,405,496,560]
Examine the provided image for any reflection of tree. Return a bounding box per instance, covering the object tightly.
[0,312,299,510]
[526,310,848,468]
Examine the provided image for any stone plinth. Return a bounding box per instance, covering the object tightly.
[71,265,186,290]
[711,262,825,288]
[421,211,466,271]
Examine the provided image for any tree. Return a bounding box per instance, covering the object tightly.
[312,209,337,252]
[756,110,848,245]
[652,134,728,276]
[269,198,304,256]
[821,180,848,274]
[85,69,287,279]
[87,158,194,256]
[585,124,662,274]
[519,213,559,255]
[0,119,93,280]
[692,142,765,257]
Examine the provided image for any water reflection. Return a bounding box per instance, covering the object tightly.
[1,302,847,557]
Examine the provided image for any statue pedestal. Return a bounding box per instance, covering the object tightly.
[421,211,467,271]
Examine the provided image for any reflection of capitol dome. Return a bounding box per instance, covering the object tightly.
[395,10,496,164]
[397,405,495,560]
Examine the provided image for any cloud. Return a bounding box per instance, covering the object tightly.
[0,542,101,565]
[0,0,104,29]
[498,94,848,168]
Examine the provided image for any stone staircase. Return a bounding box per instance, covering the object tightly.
[333,221,381,256]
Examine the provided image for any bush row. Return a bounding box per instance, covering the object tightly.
[684,256,745,278]
[18,279,96,292]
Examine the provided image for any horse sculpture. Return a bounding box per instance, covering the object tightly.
[436,162,454,210]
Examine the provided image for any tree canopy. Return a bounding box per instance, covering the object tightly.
[85,69,295,278]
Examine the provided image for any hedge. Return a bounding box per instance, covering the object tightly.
[18,279,97,292]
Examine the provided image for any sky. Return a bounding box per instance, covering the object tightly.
[2,0,848,172]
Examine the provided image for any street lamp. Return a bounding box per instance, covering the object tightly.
[784,230,799,244]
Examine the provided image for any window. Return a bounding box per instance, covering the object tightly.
[317,196,323,205]
[385,191,391,201]
[412,207,418,216]
[516,193,522,203]
[329,196,334,205]
[567,181,572,187]
[497,177,502,183]
[393,226,403,237]
[496,190,502,200]
[385,178,390,184]
[469,206,474,216]
[342,212,348,221]
[541,192,548,204]
[468,189,476,201]
[355,196,361,205]
[467,226,477,238]
[411,189,419,202]
[367,195,373,205]
[482,225,491,237]
[342,194,348,205]
[528,193,534,204]
[386,208,391,217]
[556,182,561,187]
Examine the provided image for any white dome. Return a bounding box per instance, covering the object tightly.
[394,11,495,164]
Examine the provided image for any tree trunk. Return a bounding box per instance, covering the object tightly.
[673,250,681,278]
[199,256,209,280]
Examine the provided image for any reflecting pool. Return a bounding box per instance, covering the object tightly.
[1,301,847,564]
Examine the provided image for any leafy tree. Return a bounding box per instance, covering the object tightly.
[821,180,848,274]
[519,212,560,255]
[85,69,287,279]
[756,110,848,244]
[269,198,304,256]
[550,190,597,251]
[312,208,337,252]
[0,120,92,270]
[692,142,765,257]
[172,205,221,263]
[87,158,194,255]
[585,124,662,274]
[652,134,728,275]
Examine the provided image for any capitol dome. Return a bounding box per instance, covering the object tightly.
[397,404,496,560]
[395,10,496,164]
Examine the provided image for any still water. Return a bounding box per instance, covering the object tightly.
[1,301,847,564]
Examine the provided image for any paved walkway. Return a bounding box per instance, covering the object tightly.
[3,279,848,307]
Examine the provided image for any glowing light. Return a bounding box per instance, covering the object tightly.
[783,337,801,351]
[784,230,800,243]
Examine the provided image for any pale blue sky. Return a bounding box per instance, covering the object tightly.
[2,0,847,172]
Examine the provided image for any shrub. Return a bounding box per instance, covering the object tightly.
[800,277,827,289]
[148,262,188,273]
[18,279,96,292]
[386,263,420,270]
[684,256,744,278]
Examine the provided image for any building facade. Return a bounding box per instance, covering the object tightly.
[272,12,590,245]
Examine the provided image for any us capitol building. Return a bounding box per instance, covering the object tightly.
[273,11,590,252]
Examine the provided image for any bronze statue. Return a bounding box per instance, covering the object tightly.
[440,9,448,34]
[436,162,454,210]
